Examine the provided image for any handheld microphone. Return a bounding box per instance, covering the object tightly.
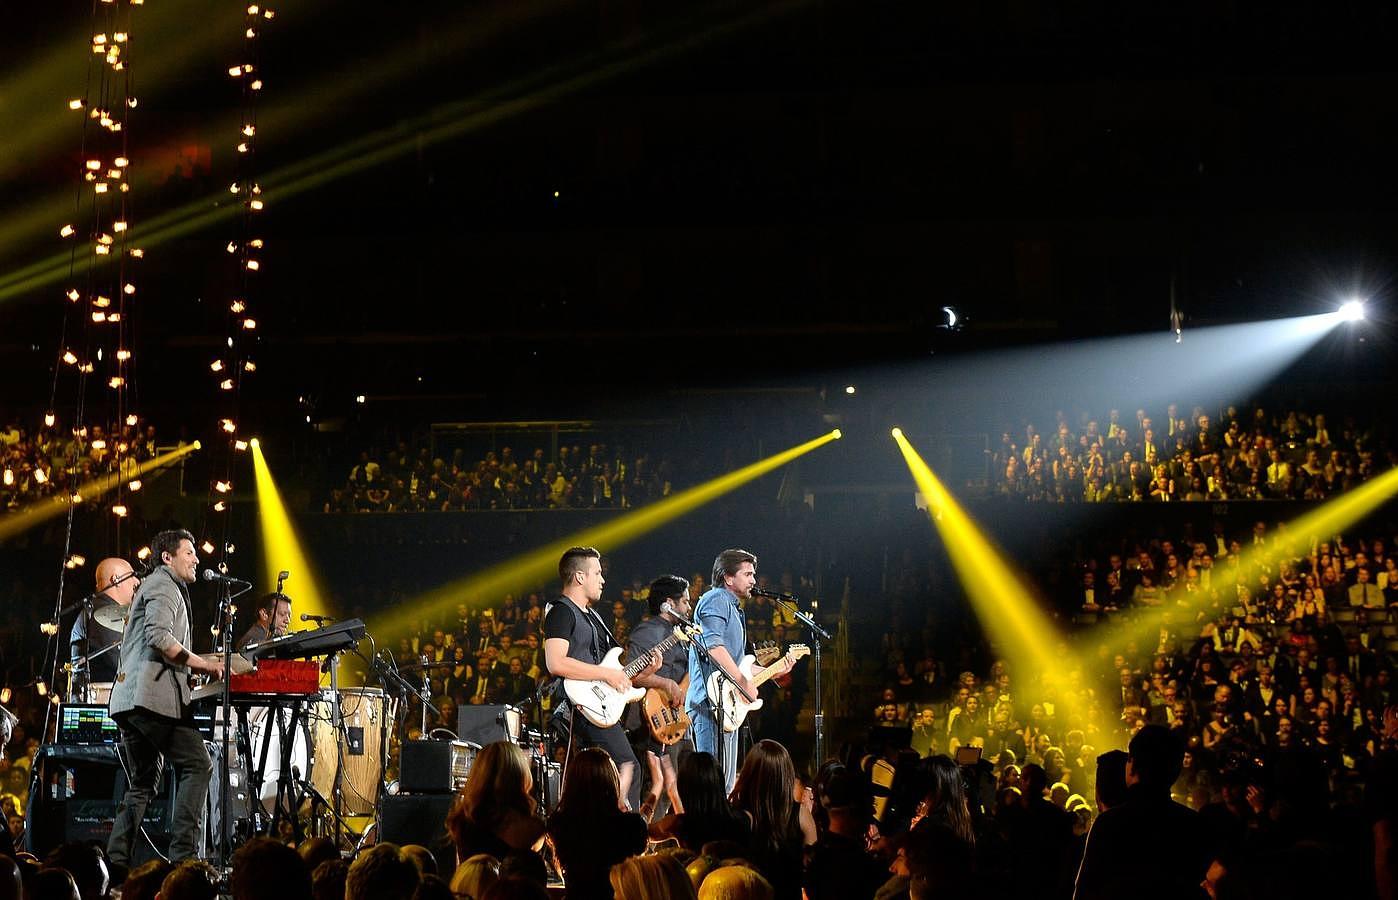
[300,613,334,623]
[751,587,799,601]
[202,569,251,585]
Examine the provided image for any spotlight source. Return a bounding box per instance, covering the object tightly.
[1339,299,1366,322]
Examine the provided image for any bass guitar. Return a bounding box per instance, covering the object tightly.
[564,625,697,728]
[642,674,691,746]
[706,644,809,733]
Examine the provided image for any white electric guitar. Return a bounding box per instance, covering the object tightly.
[564,626,697,728]
[706,644,809,733]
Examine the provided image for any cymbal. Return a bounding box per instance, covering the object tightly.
[93,604,129,631]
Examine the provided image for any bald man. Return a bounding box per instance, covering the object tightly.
[69,557,141,691]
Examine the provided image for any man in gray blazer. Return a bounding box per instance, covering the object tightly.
[107,529,225,867]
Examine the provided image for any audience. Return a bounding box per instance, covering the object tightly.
[346,844,421,900]
[728,740,817,900]
[547,748,649,900]
[609,854,697,900]
[446,742,546,865]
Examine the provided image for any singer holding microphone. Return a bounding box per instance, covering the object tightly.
[108,529,226,869]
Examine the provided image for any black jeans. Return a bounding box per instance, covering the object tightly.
[107,708,212,864]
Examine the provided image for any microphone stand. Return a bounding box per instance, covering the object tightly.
[767,593,832,767]
[214,579,251,868]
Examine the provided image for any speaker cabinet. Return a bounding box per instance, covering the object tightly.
[379,793,455,847]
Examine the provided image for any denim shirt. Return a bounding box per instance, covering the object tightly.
[685,586,747,713]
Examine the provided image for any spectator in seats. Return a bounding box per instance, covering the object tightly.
[311,860,349,900]
[446,742,546,864]
[346,844,420,900]
[112,860,170,900]
[547,748,648,900]
[609,855,697,900]
[1072,725,1213,900]
[230,837,311,900]
[449,854,500,899]
[1350,566,1384,609]
[729,740,817,900]
[298,836,340,874]
[481,877,550,900]
[43,843,107,900]
[156,861,218,900]
[30,868,81,900]
[652,752,750,852]
[804,767,885,900]
[696,864,774,900]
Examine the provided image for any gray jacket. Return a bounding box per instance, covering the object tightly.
[109,564,195,719]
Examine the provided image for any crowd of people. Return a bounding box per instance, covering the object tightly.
[325,441,685,513]
[867,517,1397,898]
[989,403,1394,502]
[0,419,166,511]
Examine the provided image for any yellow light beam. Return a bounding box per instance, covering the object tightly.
[0,442,200,543]
[250,441,331,618]
[0,0,809,304]
[1085,463,1398,652]
[372,427,841,640]
[893,429,1120,747]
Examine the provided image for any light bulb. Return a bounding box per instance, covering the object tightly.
[69,99,84,110]
[60,224,76,237]
[112,505,128,517]
[128,480,142,491]
[44,413,56,427]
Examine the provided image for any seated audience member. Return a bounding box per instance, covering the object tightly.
[29,868,80,900]
[1073,725,1214,900]
[299,836,341,874]
[311,860,350,900]
[346,844,422,900]
[609,854,698,900]
[652,752,751,851]
[0,856,21,900]
[480,877,551,900]
[729,740,817,900]
[697,864,775,900]
[498,850,548,889]
[230,837,311,900]
[446,742,547,865]
[804,767,886,900]
[44,842,108,900]
[904,822,975,899]
[547,748,648,900]
[449,854,500,900]
[113,860,172,900]
[412,874,454,900]
[156,861,218,900]
[401,844,438,878]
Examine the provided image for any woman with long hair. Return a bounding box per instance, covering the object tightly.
[915,755,976,847]
[547,748,648,900]
[729,740,816,900]
[446,742,546,865]
[652,752,750,851]
[609,854,697,900]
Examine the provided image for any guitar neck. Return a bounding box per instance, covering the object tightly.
[749,658,788,690]
[621,632,680,678]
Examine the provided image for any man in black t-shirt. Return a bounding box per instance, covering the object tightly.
[628,574,693,820]
[544,546,659,805]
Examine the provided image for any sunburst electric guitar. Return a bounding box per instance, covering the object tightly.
[706,644,809,733]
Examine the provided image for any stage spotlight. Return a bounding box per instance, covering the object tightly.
[844,385,856,395]
[251,442,330,619]
[939,306,961,330]
[890,427,903,439]
[1339,299,1366,322]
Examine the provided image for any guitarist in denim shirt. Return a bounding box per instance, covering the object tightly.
[628,574,693,819]
[687,548,760,792]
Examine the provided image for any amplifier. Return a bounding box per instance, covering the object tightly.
[399,739,477,794]
[380,793,455,847]
[456,705,521,746]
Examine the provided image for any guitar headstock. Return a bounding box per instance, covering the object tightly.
[786,644,810,662]
[673,624,702,644]
[754,640,780,666]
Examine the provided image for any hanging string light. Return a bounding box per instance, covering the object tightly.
[201,2,275,575]
[41,0,146,716]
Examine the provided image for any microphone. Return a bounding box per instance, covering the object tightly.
[300,613,334,624]
[751,587,799,601]
[277,569,290,593]
[202,569,251,585]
